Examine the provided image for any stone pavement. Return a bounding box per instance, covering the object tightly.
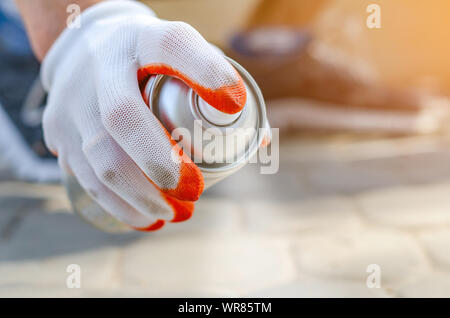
[1,133,450,297]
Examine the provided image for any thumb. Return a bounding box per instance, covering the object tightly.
[137,21,246,114]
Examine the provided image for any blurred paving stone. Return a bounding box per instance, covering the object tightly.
[356,183,450,229]
[247,277,391,298]
[204,163,306,201]
[0,182,76,221]
[397,272,450,298]
[419,229,450,269]
[242,196,362,234]
[154,199,242,236]
[280,134,450,164]
[0,182,67,201]
[83,287,239,298]
[301,159,409,196]
[399,151,450,184]
[0,285,83,298]
[122,235,296,295]
[0,211,138,262]
[0,158,12,179]
[3,134,450,297]
[0,209,134,289]
[0,197,44,240]
[293,228,429,284]
[0,198,28,233]
[0,248,120,289]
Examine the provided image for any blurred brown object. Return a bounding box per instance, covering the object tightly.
[228,30,422,112]
[227,0,450,134]
[246,0,328,28]
[244,0,450,94]
[142,0,260,47]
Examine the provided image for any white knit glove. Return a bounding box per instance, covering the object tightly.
[41,0,247,231]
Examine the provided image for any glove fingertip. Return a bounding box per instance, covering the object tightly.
[134,219,165,232]
[196,79,247,114]
[162,194,195,223]
[162,161,204,202]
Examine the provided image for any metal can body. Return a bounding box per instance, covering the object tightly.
[64,57,267,232]
[143,57,267,189]
[63,171,130,233]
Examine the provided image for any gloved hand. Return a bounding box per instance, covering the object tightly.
[41,0,248,231]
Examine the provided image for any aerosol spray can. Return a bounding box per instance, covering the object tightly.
[63,57,268,232]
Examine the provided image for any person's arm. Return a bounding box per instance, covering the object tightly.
[15,0,101,61]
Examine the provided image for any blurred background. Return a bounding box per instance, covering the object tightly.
[1,0,450,297]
